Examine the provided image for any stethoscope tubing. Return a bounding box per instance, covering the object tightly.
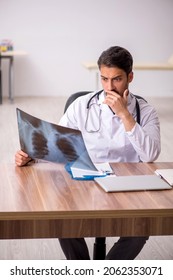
[86,90,141,125]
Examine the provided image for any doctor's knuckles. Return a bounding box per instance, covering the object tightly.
[15,150,31,166]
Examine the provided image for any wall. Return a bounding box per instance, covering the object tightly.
[0,0,173,98]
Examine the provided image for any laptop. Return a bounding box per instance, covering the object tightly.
[94,174,172,192]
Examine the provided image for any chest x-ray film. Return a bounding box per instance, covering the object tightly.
[16,108,97,170]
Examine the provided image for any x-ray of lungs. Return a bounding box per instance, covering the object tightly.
[16,108,97,170]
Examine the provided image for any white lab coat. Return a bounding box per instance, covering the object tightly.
[59,91,160,163]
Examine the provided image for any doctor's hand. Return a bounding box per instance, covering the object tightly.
[103,89,136,131]
[103,89,129,119]
[15,150,32,166]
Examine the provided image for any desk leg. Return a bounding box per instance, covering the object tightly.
[9,56,14,102]
[0,57,2,104]
[95,71,99,90]
[0,69,2,104]
[93,237,106,260]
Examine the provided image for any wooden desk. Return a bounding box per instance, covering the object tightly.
[83,62,173,89]
[0,51,27,104]
[83,62,173,71]
[0,162,173,239]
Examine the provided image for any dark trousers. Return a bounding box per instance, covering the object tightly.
[59,236,149,260]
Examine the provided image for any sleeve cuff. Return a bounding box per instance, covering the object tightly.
[126,123,137,136]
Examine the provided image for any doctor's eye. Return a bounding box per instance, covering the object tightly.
[101,77,108,82]
[113,77,122,82]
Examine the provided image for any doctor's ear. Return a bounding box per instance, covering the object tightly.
[128,72,133,83]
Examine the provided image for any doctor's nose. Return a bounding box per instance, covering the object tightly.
[107,80,115,91]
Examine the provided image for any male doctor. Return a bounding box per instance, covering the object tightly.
[15,46,161,259]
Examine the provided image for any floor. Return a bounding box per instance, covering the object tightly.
[0,95,173,259]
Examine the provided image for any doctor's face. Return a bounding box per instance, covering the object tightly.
[99,66,133,97]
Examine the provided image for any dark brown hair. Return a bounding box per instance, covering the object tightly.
[97,46,133,75]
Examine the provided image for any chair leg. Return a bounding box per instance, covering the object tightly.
[93,237,106,260]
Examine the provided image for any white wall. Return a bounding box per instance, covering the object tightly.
[1,0,173,98]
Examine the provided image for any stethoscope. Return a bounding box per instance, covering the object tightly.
[86,90,103,109]
[85,90,142,132]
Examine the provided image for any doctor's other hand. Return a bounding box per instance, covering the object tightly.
[15,150,32,166]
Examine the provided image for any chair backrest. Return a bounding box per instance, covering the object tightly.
[64,91,92,113]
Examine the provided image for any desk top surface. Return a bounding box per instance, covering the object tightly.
[83,62,173,70]
[0,50,27,57]
[1,162,173,220]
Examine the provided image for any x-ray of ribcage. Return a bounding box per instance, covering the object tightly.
[16,108,97,170]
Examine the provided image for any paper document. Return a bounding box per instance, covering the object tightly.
[70,162,113,179]
[155,169,173,186]
[70,167,105,179]
[94,162,113,174]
